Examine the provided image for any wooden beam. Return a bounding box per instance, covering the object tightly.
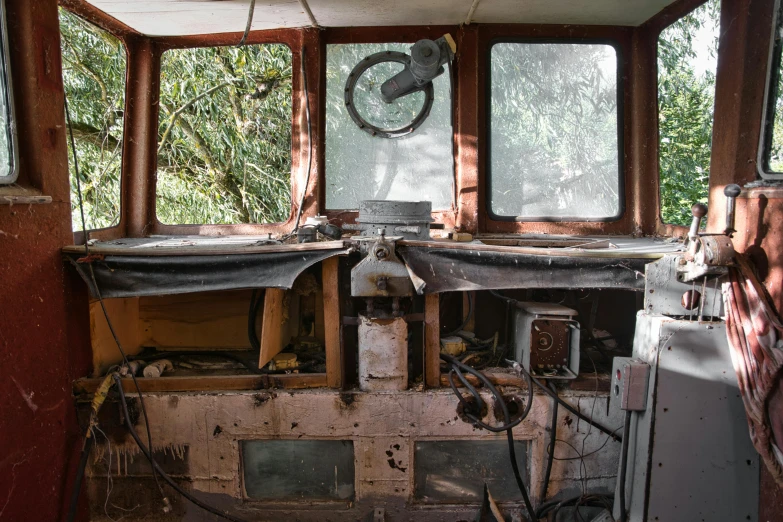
[259,288,288,368]
[425,293,441,388]
[73,373,327,394]
[322,256,342,388]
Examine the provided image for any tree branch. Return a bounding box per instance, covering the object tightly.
[157,80,235,155]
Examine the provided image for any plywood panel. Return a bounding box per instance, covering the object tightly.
[322,257,342,388]
[259,288,289,368]
[90,297,142,375]
[139,290,255,350]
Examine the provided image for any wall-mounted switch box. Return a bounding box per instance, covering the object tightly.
[611,357,650,411]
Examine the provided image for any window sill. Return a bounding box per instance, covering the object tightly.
[0,185,52,205]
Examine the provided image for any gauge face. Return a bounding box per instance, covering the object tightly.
[352,60,426,132]
[344,51,434,139]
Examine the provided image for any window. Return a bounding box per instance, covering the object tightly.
[242,440,355,500]
[60,9,126,230]
[325,43,454,210]
[156,44,292,225]
[489,42,621,221]
[760,0,783,178]
[658,0,720,225]
[0,0,15,185]
[414,440,529,502]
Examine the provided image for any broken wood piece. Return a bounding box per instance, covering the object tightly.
[259,288,288,369]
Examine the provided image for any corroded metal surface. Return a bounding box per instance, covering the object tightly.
[358,315,408,391]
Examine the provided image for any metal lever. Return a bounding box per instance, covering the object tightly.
[688,203,707,241]
[723,184,741,236]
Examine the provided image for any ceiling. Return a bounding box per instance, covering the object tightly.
[84,0,679,37]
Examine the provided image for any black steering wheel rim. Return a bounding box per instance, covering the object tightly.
[344,51,435,139]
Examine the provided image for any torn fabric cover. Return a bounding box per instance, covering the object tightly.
[65,249,348,298]
[396,246,648,294]
[723,254,783,486]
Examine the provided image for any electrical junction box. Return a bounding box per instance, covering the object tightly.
[511,302,580,379]
[611,357,650,412]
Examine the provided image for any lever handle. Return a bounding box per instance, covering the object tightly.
[689,203,707,240]
[723,184,741,236]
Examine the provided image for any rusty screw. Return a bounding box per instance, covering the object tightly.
[375,246,390,260]
[376,277,388,291]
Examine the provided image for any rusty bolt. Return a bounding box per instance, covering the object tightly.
[376,277,388,291]
[375,246,390,260]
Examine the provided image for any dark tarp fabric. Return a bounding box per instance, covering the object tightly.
[65,249,348,298]
[396,246,648,294]
[723,254,783,486]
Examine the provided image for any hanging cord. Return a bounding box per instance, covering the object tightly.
[114,374,250,522]
[292,46,313,234]
[65,96,168,508]
[617,410,633,522]
[237,0,257,46]
[507,360,622,443]
[540,381,559,503]
[440,353,537,521]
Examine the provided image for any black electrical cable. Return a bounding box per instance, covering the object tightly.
[439,354,536,521]
[442,354,532,432]
[114,375,250,522]
[65,434,94,522]
[65,96,167,504]
[535,493,614,520]
[540,381,559,503]
[443,292,474,337]
[617,410,633,522]
[511,362,622,443]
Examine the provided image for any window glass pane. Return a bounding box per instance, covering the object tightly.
[325,43,454,210]
[60,9,126,230]
[763,2,783,176]
[658,0,720,225]
[489,43,620,220]
[0,2,13,184]
[414,440,529,502]
[156,44,292,225]
[242,440,355,500]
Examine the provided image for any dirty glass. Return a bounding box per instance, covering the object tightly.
[242,440,355,500]
[325,43,454,210]
[60,9,126,230]
[414,440,529,502]
[761,1,783,178]
[658,0,720,224]
[156,44,292,225]
[489,43,620,220]
[0,1,14,185]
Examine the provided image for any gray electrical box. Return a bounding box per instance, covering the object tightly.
[611,357,650,412]
[511,302,580,379]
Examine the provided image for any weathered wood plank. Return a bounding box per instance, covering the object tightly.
[425,294,441,388]
[322,256,342,388]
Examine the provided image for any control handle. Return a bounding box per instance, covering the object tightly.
[723,184,741,236]
[689,203,707,241]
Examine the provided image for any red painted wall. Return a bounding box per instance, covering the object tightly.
[0,1,92,520]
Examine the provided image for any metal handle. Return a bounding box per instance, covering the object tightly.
[689,203,707,241]
[723,184,741,236]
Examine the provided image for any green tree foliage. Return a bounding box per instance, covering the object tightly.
[61,9,126,230]
[157,45,292,224]
[658,0,720,226]
[60,8,293,229]
[490,43,619,219]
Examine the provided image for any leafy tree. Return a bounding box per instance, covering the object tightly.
[658,0,720,226]
[61,9,126,230]
[60,8,293,229]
